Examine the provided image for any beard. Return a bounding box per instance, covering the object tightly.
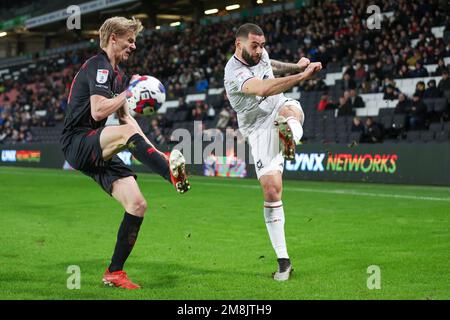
[242,48,261,67]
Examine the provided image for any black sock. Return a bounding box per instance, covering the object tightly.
[127,133,171,182]
[108,212,144,272]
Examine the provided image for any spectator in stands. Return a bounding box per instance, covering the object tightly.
[206,103,216,120]
[362,117,384,143]
[216,107,231,129]
[368,72,380,92]
[433,59,449,76]
[150,127,166,146]
[178,97,188,110]
[381,56,396,79]
[341,72,356,91]
[383,83,399,100]
[414,81,426,98]
[351,117,365,134]
[397,64,410,78]
[191,101,206,121]
[354,62,367,82]
[409,61,429,78]
[438,70,450,92]
[424,79,442,98]
[373,61,385,81]
[348,89,365,109]
[406,93,427,130]
[317,93,337,112]
[326,56,340,73]
[337,92,354,117]
[395,93,412,114]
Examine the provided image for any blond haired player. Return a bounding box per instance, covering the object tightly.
[61,17,190,289]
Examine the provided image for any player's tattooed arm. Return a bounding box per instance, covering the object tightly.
[271,57,311,75]
[271,60,301,75]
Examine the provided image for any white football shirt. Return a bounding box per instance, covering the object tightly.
[224,48,286,137]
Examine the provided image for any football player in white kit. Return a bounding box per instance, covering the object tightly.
[224,23,322,281]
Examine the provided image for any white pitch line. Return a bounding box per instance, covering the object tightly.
[196,182,450,202]
[2,168,450,202]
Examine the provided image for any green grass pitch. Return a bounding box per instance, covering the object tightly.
[0,166,449,300]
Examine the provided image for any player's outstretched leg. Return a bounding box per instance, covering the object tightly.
[260,172,293,281]
[126,133,190,194]
[169,149,191,194]
[275,102,305,160]
[274,115,296,160]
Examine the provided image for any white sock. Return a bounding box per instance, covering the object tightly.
[264,201,289,259]
[286,117,303,144]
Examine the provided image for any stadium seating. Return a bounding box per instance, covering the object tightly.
[0,1,449,145]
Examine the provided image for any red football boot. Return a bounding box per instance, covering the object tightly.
[274,115,296,160]
[168,149,191,194]
[102,269,141,290]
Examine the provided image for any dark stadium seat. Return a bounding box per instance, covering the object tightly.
[392,114,406,129]
[336,133,349,143]
[336,123,348,133]
[378,108,395,118]
[206,94,223,108]
[348,132,362,143]
[429,122,443,132]
[406,131,421,142]
[380,115,393,129]
[423,98,436,113]
[435,131,450,142]
[443,122,450,133]
[173,110,189,122]
[443,90,450,101]
[420,131,435,142]
[433,98,448,114]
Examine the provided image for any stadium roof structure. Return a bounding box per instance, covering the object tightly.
[0,0,288,59]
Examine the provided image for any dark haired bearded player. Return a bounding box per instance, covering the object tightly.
[60,16,190,289]
[224,23,322,280]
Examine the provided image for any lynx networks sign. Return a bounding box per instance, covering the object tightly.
[286,153,398,174]
[282,143,450,186]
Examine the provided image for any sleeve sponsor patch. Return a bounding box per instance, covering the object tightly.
[96,69,109,84]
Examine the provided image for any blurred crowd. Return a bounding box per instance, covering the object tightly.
[0,0,449,144]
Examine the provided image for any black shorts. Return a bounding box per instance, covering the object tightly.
[62,127,137,196]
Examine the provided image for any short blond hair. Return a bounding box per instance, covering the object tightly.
[99,16,143,49]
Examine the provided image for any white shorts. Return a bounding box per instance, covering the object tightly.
[247,99,303,179]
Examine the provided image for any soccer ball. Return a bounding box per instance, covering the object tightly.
[126,75,166,115]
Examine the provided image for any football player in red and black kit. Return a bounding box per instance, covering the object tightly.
[60,17,190,289]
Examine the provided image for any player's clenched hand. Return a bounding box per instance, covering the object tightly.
[297,57,310,70]
[303,62,322,79]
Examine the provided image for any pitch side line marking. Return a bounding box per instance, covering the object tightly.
[196,182,450,202]
[2,168,450,202]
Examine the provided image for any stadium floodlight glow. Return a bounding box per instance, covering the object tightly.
[204,8,219,15]
[0,32,7,37]
[170,21,181,27]
[225,4,240,11]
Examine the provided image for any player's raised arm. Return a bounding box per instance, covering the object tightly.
[242,62,322,97]
[270,57,311,76]
[91,92,127,121]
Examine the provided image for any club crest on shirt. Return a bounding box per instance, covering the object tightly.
[96,69,109,84]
